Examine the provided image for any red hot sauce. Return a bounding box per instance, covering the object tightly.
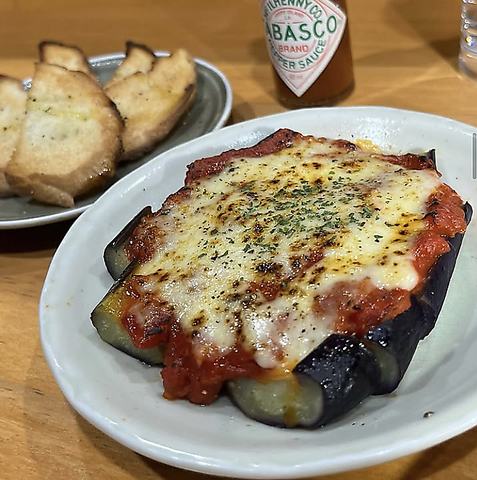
[260,0,354,108]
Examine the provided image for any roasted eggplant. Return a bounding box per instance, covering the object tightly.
[104,205,152,280]
[228,335,380,428]
[227,203,472,428]
[91,261,164,365]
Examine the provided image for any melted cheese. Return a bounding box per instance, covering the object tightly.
[136,137,441,371]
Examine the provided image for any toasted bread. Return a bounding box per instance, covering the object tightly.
[5,63,123,208]
[39,40,97,81]
[0,76,27,197]
[105,48,196,161]
[104,41,157,88]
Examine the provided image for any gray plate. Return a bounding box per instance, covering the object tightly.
[0,52,232,229]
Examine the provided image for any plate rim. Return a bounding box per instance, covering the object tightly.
[0,51,232,230]
[39,105,477,479]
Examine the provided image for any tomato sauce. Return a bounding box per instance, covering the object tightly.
[161,324,263,404]
[317,281,411,337]
[413,184,466,278]
[121,276,172,349]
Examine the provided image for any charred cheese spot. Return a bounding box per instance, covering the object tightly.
[136,137,441,372]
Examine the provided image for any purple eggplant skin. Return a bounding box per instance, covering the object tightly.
[293,336,381,428]
[228,202,472,429]
[104,205,152,280]
[363,296,430,395]
[425,149,436,164]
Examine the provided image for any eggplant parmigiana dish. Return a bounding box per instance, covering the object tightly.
[92,129,472,428]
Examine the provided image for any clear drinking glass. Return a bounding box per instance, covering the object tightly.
[460,0,477,78]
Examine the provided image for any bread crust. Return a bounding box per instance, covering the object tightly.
[39,40,97,81]
[104,41,157,89]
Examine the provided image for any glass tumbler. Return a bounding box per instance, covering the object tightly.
[460,0,477,78]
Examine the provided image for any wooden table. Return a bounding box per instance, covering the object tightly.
[1,0,477,479]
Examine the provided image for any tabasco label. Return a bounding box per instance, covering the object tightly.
[260,0,347,97]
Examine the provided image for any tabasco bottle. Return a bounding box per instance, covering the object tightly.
[260,0,354,108]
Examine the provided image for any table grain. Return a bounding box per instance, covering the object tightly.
[1,1,477,479]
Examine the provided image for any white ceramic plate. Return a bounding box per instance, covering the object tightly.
[0,51,232,229]
[39,107,477,479]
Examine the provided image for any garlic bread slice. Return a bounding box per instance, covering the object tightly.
[104,41,157,88]
[0,75,27,197]
[105,48,196,161]
[5,63,123,208]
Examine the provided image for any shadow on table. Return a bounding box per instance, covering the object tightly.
[0,220,73,254]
